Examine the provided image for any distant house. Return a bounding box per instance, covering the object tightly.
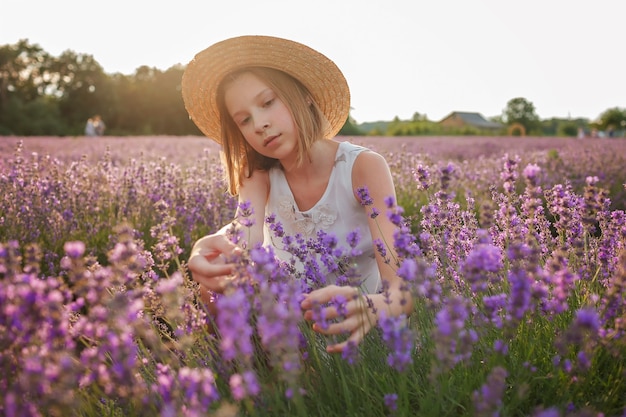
[438,111,503,130]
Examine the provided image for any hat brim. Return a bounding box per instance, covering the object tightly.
[182,35,350,143]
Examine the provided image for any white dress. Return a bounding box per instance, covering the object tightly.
[263,141,381,294]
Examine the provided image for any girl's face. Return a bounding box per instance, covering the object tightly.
[224,72,298,161]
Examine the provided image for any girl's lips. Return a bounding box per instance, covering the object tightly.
[263,134,280,147]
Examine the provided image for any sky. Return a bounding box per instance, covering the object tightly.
[2,0,624,123]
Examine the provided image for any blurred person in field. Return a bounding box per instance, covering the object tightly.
[182,35,414,354]
[85,118,96,137]
[93,115,106,136]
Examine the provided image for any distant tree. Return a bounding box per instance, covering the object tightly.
[0,39,60,134]
[109,65,199,136]
[503,97,540,135]
[540,118,560,136]
[125,65,163,135]
[2,95,65,135]
[596,107,626,135]
[53,50,111,133]
[489,115,504,124]
[0,40,53,101]
[156,65,201,135]
[339,113,364,136]
[537,117,589,137]
[557,120,579,137]
[412,112,428,122]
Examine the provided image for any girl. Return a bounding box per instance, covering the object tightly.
[182,35,413,353]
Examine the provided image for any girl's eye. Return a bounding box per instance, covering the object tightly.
[263,98,274,107]
[238,116,250,126]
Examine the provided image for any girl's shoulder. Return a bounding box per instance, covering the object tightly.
[337,140,367,152]
[351,146,392,186]
[334,140,370,164]
[335,141,385,165]
[240,169,270,199]
[243,168,269,183]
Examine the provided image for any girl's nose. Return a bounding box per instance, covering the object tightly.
[255,120,270,132]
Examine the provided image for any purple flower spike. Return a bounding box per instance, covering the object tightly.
[379,312,414,372]
[574,307,600,332]
[472,366,508,416]
[216,288,254,361]
[384,393,399,412]
[356,186,374,206]
[229,371,260,401]
[64,241,85,258]
[341,340,360,365]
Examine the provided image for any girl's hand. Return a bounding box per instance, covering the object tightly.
[188,234,242,294]
[301,285,379,353]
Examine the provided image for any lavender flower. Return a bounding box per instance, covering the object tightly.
[555,307,600,373]
[309,300,330,331]
[433,296,478,371]
[472,366,508,417]
[461,231,503,293]
[255,252,304,391]
[237,200,255,229]
[378,312,414,372]
[599,248,626,342]
[507,268,533,321]
[216,287,254,362]
[522,163,541,186]
[531,408,560,417]
[150,200,183,271]
[341,340,360,365]
[229,371,260,401]
[152,364,220,413]
[482,293,507,328]
[542,250,579,315]
[63,241,86,258]
[356,185,374,206]
[384,393,399,414]
[413,163,430,191]
[500,154,520,194]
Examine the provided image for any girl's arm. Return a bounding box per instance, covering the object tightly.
[188,170,268,299]
[353,150,414,317]
[301,150,413,353]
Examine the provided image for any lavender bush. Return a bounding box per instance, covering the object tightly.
[1,136,626,416]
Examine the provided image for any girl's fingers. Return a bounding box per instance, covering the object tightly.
[304,287,378,354]
[194,273,236,293]
[198,234,241,256]
[189,235,241,271]
[300,285,359,309]
[312,316,355,335]
[200,248,220,260]
[326,322,373,354]
[189,253,230,277]
[188,235,243,291]
[311,309,373,336]
[303,295,370,321]
[189,255,235,287]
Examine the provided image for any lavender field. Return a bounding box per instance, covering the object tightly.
[1,135,626,416]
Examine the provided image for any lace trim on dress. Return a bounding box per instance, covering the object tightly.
[277,198,337,236]
[273,145,349,236]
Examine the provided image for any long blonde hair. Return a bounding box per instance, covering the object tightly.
[216,67,327,195]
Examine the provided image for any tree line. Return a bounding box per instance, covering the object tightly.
[1,39,624,137]
[348,98,626,138]
[0,39,198,136]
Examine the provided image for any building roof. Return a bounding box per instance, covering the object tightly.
[439,111,503,129]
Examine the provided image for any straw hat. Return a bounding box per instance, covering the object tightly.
[181,35,350,143]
